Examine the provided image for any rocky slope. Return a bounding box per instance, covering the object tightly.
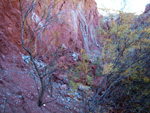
[1,0,149,112]
[0,0,100,112]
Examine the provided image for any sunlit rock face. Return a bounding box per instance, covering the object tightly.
[0,0,101,112]
[0,0,101,74]
[0,0,101,73]
[42,0,101,54]
[0,0,101,59]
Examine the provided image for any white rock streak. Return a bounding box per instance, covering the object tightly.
[32,12,43,27]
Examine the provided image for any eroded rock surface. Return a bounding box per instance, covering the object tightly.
[0,0,101,112]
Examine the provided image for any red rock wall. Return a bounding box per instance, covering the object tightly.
[0,1,21,48]
[0,0,100,56]
[0,1,101,112]
[0,0,23,70]
[51,0,101,54]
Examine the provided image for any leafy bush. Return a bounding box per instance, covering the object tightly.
[89,11,150,113]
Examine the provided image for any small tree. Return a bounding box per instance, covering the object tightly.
[89,10,150,112]
[19,0,63,107]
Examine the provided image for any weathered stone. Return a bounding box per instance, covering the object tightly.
[0,0,101,112]
[60,84,68,90]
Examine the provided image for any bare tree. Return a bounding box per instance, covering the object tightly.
[19,0,63,107]
[87,11,150,113]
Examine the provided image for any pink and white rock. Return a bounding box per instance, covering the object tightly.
[60,84,68,90]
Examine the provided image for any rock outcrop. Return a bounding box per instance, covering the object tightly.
[0,0,101,112]
[0,0,101,69]
[53,0,101,54]
[131,3,150,29]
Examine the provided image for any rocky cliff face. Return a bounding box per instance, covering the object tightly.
[0,0,101,68]
[53,0,100,54]
[0,0,100,112]
[0,0,150,112]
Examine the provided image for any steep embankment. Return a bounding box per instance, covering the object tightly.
[0,0,100,112]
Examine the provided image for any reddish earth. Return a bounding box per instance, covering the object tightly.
[0,0,101,112]
[1,0,149,112]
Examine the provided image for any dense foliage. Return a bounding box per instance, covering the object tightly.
[67,10,150,112]
[90,11,150,112]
